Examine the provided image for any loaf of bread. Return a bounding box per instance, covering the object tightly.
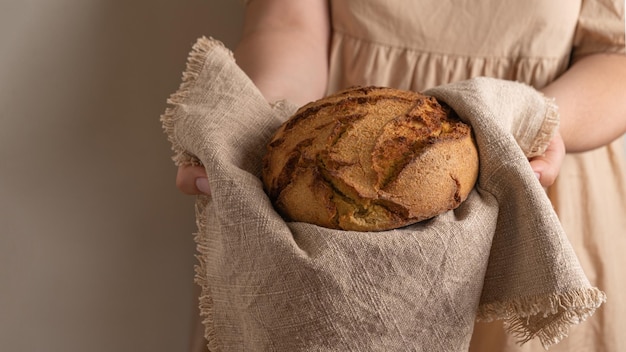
[262,86,479,231]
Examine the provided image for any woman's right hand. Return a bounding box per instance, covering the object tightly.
[176,165,211,195]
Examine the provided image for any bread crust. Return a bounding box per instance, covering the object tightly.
[262,86,479,231]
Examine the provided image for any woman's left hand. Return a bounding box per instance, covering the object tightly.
[529,130,566,187]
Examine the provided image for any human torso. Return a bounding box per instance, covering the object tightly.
[327,0,581,92]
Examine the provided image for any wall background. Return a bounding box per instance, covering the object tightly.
[2,2,625,352]
[0,1,243,351]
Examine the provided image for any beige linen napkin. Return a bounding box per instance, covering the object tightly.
[162,37,605,351]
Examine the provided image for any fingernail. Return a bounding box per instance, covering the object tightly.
[534,172,541,180]
[195,178,211,195]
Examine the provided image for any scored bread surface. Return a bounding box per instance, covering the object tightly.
[262,86,479,231]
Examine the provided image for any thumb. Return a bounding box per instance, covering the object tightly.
[176,165,211,195]
[529,131,566,187]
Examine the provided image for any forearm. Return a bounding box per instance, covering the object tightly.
[234,0,330,106]
[540,53,626,153]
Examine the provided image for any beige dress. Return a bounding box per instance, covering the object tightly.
[328,0,626,351]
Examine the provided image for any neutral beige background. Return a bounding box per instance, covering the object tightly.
[0,1,243,351]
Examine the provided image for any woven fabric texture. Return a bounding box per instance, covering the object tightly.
[161,37,604,352]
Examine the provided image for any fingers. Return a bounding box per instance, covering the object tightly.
[529,131,566,188]
[176,165,211,195]
[174,134,565,194]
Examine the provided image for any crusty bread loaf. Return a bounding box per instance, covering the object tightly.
[262,86,479,231]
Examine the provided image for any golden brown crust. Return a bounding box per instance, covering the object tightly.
[262,86,479,231]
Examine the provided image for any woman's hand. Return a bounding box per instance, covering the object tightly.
[529,130,565,187]
[173,0,331,197]
[174,130,565,197]
[176,165,210,195]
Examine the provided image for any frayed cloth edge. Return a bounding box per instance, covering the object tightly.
[526,95,560,158]
[160,36,231,166]
[193,196,219,352]
[160,36,228,352]
[477,287,606,349]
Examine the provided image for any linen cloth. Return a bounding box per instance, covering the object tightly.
[327,1,626,350]
[162,37,605,351]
